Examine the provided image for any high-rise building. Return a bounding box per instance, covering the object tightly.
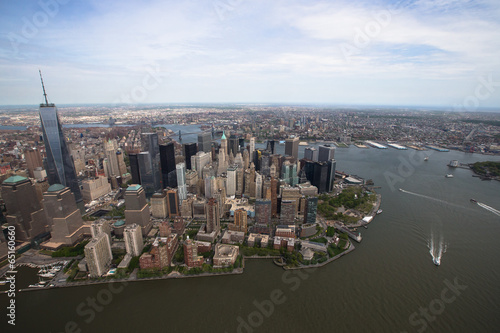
[42,184,84,246]
[304,147,318,161]
[305,161,330,193]
[128,153,141,184]
[198,131,212,153]
[24,148,43,178]
[255,199,271,226]
[249,137,255,159]
[327,159,336,193]
[176,162,187,202]
[191,151,211,178]
[255,172,263,199]
[160,143,176,188]
[150,192,168,218]
[183,143,197,170]
[38,75,82,203]
[123,223,144,257]
[226,165,237,196]
[271,177,278,218]
[228,135,240,157]
[206,198,220,233]
[124,185,152,236]
[84,232,112,278]
[166,189,179,218]
[81,176,111,202]
[90,220,111,239]
[285,137,299,160]
[266,140,276,154]
[304,196,318,225]
[234,208,247,233]
[1,176,48,242]
[280,200,295,225]
[318,144,335,162]
[184,238,203,268]
[139,133,162,195]
[104,139,120,177]
[281,161,298,186]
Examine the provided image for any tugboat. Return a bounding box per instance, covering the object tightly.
[470,198,477,204]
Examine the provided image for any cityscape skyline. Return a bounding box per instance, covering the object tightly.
[1,0,499,108]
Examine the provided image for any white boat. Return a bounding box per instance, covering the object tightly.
[424,156,429,161]
[376,209,383,214]
[445,174,454,178]
[433,257,440,266]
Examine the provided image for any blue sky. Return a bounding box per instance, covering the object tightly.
[0,0,499,109]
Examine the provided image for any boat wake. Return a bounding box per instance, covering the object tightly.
[476,202,500,217]
[399,189,465,210]
[428,230,447,266]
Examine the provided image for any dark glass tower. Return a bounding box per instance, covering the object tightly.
[160,143,176,188]
[38,71,82,203]
[183,143,197,170]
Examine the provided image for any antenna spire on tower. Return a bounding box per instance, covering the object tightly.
[39,69,49,106]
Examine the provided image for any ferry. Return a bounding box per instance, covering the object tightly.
[470,198,477,203]
[445,174,454,178]
[376,209,383,214]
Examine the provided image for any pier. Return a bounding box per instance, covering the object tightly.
[365,141,388,149]
[334,223,362,243]
[387,143,407,150]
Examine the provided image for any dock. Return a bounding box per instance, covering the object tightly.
[365,141,388,149]
[334,223,362,243]
[425,145,449,152]
[387,143,408,150]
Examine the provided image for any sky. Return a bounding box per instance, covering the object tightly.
[0,0,499,109]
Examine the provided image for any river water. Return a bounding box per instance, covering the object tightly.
[2,140,500,332]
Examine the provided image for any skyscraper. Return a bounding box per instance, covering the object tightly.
[206,198,220,233]
[285,137,299,160]
[280,200,295,225]
[124,185,152,236]
[38,72,82,203]
[166,189,179,218]
[104,139,120,177]
[176,162,187,202]
[304,196,318,225]
[1,176,48,242]
[123,223,144,257]
[198,131,212,153]
[234,208,248,233]
[84,232,112,278]
[255,199,271,226]
[183,143,197,170]
[24,148,43,178]
[228,135,240,157]
[281,161,298,186]
[160,142,176,188]
[318,144,335,162]
[42,184,84,246]
[140,133,162,195]
[128,153,141,184]
[304,147,318,161]
[191,151,211,178]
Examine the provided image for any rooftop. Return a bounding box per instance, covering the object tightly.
[127,184,142,191]
[47,184,65,192]
[3,175,28,184]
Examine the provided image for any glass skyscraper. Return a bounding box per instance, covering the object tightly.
[39,76,82,203]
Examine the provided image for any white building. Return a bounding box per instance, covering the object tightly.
[176,162,187,202]
[81,176,111,202]
[123,223,144,257]
[84,232,112,277]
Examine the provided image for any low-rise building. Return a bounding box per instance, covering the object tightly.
[221,230,245,244]
[213,244,239,268]
[247,233,269,248]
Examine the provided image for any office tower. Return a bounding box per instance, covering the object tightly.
[281,186,302,217]
[176,162,187,202]
[160,142,176,188]
[84,232,112,278]
[116,150,127,177]
[81,176,111,202]
[191,151,211,178]
[234,152,243,169]
[280,200,295,225]
[151,192,168,218]
[123,223,144,257]
[206,198,220,233]
[255,199,271,225]
[243,149,249,170]
[255,172,262,199]
[167,189,179,218]
[198,131,212,153]
[249,137,255,159]
[226,165,237,196]
[234,208,247,233]
[260,154,270,177]
[184,238,203,268]
[220,131,228,152]
[24,148,43,178]
[318,144,335,162]
[304,147,318,161]
[38,73,82,203]
[128,153,141,184]
[304,196,318,225]
[124,185,152,236]
[281,161,299,186]
[266,140,276,154]
[104,139,120,177]
[183,143,197,170]
[236,166,244,196]
[271,177,278,218]
[204,176,216,199]
[42,184,84,246]
[217,133,228,175]
[1,176,48,242]
[285,137,299,160]
[327,159,336,193]
[305,161,330,193]
[228,135,240,156]
[140,133,162,195]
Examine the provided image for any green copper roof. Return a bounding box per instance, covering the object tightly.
[221,131,226,140]
[3,175,28,184]
[114,220,126,227]
[47,184,66,192]
[127,184,142,191]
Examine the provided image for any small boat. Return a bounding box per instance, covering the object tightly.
[376,209,383,214]
[433,257,440,266]
[470,199,477,203]
[399,188,403,192]
[445,174,453,178]
[424,156,429,161]
[0,281,6,285]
